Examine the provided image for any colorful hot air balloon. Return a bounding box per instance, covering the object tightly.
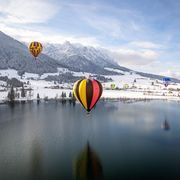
[29,42,43,58]
[73,79,103,112]
[162,77,171,87]
[123,83,129,89]
[110,83,116,90]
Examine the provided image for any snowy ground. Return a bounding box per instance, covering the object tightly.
[0,68,180,102]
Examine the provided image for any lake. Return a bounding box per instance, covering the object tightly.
[0,100,180,180]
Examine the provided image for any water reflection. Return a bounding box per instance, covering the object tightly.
[74,142,103,180]
[37,99,40,105]
[161,117,170,131]
[30,139,43,180]
[73,100,76,107]
[1,101,180,179]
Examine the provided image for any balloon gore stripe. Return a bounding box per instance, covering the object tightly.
[90,80,101,110]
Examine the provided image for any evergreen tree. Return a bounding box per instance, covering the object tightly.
[28,90,32,99]
[37,93,40,104]
[69,92,72,98]
[15,88,18,98]
[61,91,64,98]
[72,93,76,106]
[37,93,40,99]
[21,85,26,98]
[72,93,76,102]
[7,86,15,102]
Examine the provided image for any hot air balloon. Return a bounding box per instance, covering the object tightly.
[74,143,103,180]
[29,42,43,59]
[162,77,171,87]
[110,83,116,90]
[73,79,103,112]
[123,84,129,89]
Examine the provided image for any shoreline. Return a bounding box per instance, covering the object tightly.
[0,95,179,105]
[1,88,180,105]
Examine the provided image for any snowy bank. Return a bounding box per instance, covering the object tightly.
[1,88,180,103]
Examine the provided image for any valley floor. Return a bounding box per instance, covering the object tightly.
[0,69,180,103]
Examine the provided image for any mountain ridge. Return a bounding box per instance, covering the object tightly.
[43,42,128,75]
[0,31,180,83]
[0,31,67,75]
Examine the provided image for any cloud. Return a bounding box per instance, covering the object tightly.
[0,24,100,47]
[129,41,163,49]
[84,15,142,40]
[105,39,163,69]
[160,70,180,79]
[0,0,59,24]
[0,23,42,40]
[67,2,143,40]
[110,47,158,66]
[85,16,124,39]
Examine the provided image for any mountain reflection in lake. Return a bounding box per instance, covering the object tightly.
[0,100,180,180]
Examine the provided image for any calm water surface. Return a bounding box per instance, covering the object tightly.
[0,100,180,180]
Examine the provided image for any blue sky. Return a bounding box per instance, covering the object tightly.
[0,0,180,78]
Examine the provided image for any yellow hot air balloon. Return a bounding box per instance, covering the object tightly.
[73,79,103,112]
[29,42,43,59]
[123,84,129,89]
[110,83,116,90]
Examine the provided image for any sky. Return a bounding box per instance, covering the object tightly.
[0,0,180,79]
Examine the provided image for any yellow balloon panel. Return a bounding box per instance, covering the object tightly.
[78,79,88,110]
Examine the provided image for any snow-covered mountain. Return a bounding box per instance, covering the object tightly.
[0,31,180,83]
[0,31,123,75]
[44,42,130,74]
[44,41,116,66]
[44,42,180,83]
[0,31,66,75]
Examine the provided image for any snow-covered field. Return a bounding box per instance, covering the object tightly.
[0,69,180,102]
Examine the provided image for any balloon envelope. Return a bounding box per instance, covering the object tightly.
[162,77,171,82]
[29,42,43,58]
[110,83,116,90]
[73,79,103,112]
[162,77,171,87]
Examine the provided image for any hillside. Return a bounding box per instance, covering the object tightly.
[0,31,66,75]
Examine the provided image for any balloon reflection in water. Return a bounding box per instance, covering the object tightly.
[74,143,103,180]
[161,118,170,130]
[30,139,43,180]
